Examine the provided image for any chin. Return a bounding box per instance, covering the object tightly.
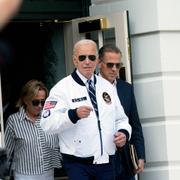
[108,77,114,82]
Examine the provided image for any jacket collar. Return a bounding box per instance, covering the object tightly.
[71,69,97,86]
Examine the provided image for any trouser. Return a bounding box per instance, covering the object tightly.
[115,175,135,180]
[115,150,135,180]
[63,156,115,180]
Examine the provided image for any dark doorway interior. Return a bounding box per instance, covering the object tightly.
[1,21,66,125]
[0,22,46,122]
[0,23,68,178]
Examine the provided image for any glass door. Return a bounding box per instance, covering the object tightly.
[63,11,132,83]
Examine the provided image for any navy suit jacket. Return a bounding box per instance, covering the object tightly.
[116,79,145,162]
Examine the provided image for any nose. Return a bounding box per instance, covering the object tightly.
[112,64,117,70]
[37,103,43,108]
[84,58,91,63]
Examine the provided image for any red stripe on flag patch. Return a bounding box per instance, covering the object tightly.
[44,101,57,110]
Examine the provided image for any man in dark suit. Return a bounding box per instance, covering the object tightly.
[98,44,145,180]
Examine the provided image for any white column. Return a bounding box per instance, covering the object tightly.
[90,0,180,180]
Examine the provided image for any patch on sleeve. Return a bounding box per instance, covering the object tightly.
[42,110,51,118]
[44,101,57,110]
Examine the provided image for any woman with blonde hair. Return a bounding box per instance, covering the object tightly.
[5,79,61,180]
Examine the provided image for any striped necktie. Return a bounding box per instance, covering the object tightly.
[87,79,99,117]
[87,79,103,155]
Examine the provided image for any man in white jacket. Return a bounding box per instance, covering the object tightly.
[41,39,131,180]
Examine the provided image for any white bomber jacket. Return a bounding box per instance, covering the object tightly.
[40,70,131,164]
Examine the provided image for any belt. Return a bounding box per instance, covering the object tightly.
[62,153,115,164]
[62,153,94,164]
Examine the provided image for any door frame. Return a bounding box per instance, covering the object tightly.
[63,11,132,83]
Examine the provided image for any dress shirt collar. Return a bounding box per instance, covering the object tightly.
[98,73,117,87]
[76,69,95,85]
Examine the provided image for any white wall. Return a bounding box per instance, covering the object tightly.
[90,0,180,180]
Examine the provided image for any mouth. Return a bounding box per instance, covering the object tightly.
[84,66,92,68]
[84,66,92,71]
[109,73,116,77]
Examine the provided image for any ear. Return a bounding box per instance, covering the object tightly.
[73,56,78,67]
[98,59,102,68]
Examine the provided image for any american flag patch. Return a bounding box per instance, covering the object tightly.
[44,101,57,110]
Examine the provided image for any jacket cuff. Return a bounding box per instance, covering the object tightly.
[68,109,79,124]
[118,129,129,142]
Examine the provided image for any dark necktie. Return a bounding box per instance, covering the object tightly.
[87,79,103,155]
[87,79,99,117]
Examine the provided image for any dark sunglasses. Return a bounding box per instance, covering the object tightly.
[103,62,121,69]
[78,55,96,62]
[32,99,45,106]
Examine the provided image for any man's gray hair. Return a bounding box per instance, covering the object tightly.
[73,39,98,57]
